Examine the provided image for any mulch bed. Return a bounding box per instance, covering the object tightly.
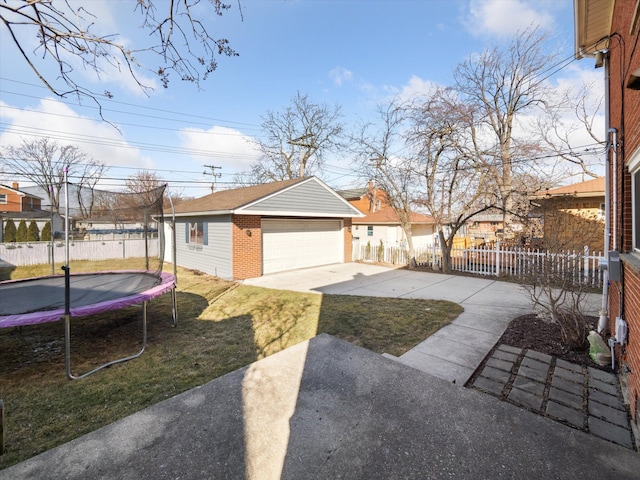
[498,313,607,369]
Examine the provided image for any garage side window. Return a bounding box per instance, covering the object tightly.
[367,225,373,237]
[0,193,6,204]
[186,221,208,245]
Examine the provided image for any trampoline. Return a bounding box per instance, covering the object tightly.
[0,176,178,379]
[0,271,177,379]
[0,271,176,328]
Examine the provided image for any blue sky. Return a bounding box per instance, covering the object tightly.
[0,0,599,197]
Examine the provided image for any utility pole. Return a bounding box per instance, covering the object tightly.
[287,133,315,177]
[203,164,222,193]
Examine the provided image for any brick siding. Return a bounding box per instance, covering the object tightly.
[232,215,262,280]
[608,0,640,422]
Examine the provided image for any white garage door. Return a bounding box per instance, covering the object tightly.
[262,219,343,274]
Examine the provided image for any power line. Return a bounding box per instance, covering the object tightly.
[1,124,262,159]
[0,78,262,130]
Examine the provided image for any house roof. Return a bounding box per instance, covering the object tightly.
[469,213,504,223]
[0,184,43,199]
[533,177,605,199]
[337,188,368,200]
[353,209,434,225]
[0,210,55,220]
[170,177,364,218]
[574,0,614,58]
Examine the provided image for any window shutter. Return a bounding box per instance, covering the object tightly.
[185,222,190,243]
[203,222,208,245]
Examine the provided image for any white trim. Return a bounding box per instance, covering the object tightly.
[629,147,640,252]
[628,147,640,173]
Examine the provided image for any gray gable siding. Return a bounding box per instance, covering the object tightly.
[175,215,232,279]
[244,180,357,216]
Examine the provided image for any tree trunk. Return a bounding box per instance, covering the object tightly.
[439,230,453,273]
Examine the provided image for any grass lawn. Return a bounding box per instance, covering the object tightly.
[0,261,462,470]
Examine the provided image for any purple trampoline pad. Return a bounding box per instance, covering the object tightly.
[0,271,175,328]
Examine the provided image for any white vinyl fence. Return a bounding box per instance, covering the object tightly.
[0,239,159,267]
[353,242,605,288]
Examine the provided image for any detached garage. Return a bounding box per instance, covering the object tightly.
[167,177,364,280]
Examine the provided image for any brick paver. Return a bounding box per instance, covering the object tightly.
[468,345,635,450]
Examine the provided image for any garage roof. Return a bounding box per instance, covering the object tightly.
[171,176,364,218]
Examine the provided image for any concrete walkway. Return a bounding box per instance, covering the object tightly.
[243,262,602,385]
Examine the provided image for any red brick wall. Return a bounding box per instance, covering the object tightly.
[0,187,40,212]
[608,0,640,422]
[231,215,262,280]
[231,215,354,280]
[344,218,353,262]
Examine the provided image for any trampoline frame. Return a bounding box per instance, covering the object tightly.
[62,272,178,380]
[1,173,179,380]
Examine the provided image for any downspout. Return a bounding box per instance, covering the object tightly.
[598,51,612,334]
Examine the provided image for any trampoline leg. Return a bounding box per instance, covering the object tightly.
[64,304,148,380]
[171,287,178,327]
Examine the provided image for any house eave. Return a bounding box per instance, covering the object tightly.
[574,0,614,59]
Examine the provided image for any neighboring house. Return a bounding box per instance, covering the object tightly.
[575,0,640,432]
[529,177,605,253]
[338,182,436,250]
[0,182,42,212]
[0,182,63,241]
[464,213,505,245]
[165,177,364,280]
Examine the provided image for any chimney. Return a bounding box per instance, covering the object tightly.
[12,182,19,190]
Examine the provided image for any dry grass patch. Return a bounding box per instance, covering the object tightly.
[0,262,461,469]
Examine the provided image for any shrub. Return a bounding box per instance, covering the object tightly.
[4,219,17,242]
[16,220,28,242]
[41,221,52,241]
[377,240,385,262]
[27,220,40,241]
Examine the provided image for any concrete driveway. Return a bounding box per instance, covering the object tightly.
[244,263,604,384]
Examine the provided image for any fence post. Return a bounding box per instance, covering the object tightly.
[583,245,589,285]
[495,241,500,276]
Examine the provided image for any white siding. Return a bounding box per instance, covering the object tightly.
[174,216,233,279]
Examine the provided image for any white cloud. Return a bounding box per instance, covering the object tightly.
[0,99,155,172]
[396,76,440,102]
[329,67,354,86]
[178,126,262,174]
[464,0,554,37]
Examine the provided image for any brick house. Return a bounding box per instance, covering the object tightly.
[166,177,364,280]
[575,0,640,433]
[529,177,605,253]
[0,182,61,242]
[0,182,42,212]
[338,182,436,251]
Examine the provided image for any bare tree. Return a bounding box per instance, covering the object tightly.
[241,92,344,183]
[1,138,107,214]
[75,162,107,218]
[351,100,421,267]
[453,26,557,235]
[123,170,192,210]
[1,0,239,106]
[536,80,605,179]
[406,88,498,272]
